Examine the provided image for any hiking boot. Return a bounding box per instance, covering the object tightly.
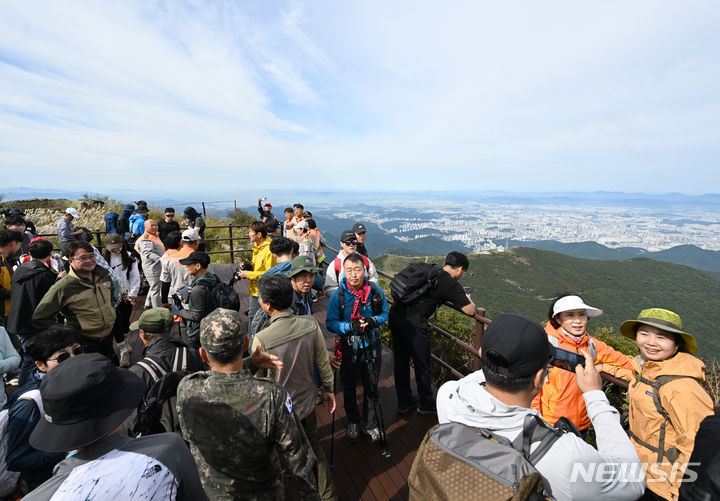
[362,426,382,442]
[418,404,437,416]
[118,341,131,368]
[397,399,419,414]
[347,423,360,443]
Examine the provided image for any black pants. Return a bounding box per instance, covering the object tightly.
[389,308,434,408]
[110,299,133,343]
[80,334,117,365]
[339,340,381,429]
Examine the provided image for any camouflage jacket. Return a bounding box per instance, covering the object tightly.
[176,369,321,501]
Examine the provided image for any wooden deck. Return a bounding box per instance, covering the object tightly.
[126,266,436,501]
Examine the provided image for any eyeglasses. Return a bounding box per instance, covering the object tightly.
[48,344,83,363]
[71,254,96,262]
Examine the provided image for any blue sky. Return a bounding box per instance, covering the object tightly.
[1,1,719,195]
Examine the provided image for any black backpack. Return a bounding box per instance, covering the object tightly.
[390,262,442,305]
[210,277,241,312]
[134,347,193,436]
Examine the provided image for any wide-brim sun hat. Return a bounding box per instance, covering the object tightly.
[30,353,146,453]
[620,308,697,354]
[552,295,603,318]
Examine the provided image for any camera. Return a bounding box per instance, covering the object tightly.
[240,260,253,271]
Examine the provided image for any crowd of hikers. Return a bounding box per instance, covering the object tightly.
[0,198,718,500]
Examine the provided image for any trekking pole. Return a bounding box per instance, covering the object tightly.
[329,368,337,468]
[363,336,390,458]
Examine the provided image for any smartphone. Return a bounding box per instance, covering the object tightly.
[463,286,473,295]
[552,347,586,372]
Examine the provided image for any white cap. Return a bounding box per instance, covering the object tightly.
[65,208,79,218]
[181,229,200,242]
[552,295,603,318]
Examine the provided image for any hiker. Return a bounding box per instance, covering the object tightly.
[23,353,207,500]
[434,313,645,501]
[158,207,181,244]
[182,207,206,251]
[102,233,140,367]
[353,222,369,257]
[4,327,79,496]
[257,197,274,222]
[0,326,20,408]
[252,274,337,500]
[602,308,715,500]
[0,229,23,332]
[326,253,389,443]
[4,214,33,257]
[128,203,149,244]
[56,208,85,256]
[389,251,476,415]
[116,203,134,242]
[532,294,634,435]
[176,309,320,500]
[236,221,277,340]
[679,414,720,500]
[7,238,60,385]
[134,219,165,308]
[32,241,117,361]
[175,251,218,350]
[322,230,379,296]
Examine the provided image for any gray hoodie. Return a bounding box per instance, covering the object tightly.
[437,370,645,501]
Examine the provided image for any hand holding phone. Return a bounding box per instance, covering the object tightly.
[574,349,603,393]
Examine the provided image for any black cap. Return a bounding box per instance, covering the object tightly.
[482,313,555,378]
[30,354,146,453]
[179,251,210,268]
[340,230,357,243]
[352,222,366,234]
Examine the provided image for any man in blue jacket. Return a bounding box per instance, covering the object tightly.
[325,253,388,443]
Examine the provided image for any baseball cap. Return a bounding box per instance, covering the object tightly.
[178,251,210,268]
[130,308,174,333]
[340,230,357,244]
[104,233,123,250]
[181,229,200,242]
[65,208,79,218]
[482,313,555,378]
[287,255,321,278]
[352,223,367,234]
[200,308,246,354]
[552,295,603,318]
[30,354,146,453]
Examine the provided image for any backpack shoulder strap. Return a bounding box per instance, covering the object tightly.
[18,389,44,416]
[334,257,341,279]
[338,284,346,319]
[172,347,188,372]
[512,414,566,465]
[362,255,369,269]
[136,357,166,383]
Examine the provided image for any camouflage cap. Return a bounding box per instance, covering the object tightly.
[129,308,174,333]
[200,308,246,354]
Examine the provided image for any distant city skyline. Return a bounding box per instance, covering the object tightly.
[1,1,719,194]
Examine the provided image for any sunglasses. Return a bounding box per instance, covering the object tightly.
[48,344,84,363]
[342,240,358,246]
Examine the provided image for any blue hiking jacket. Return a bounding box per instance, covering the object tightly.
[129,213,146,240]
[325,277,388,340]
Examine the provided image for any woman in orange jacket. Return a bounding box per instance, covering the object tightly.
[603,308,714,501]
[532,294,633,435]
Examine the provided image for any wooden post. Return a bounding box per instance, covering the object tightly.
[95,230,102,247]
[228,223,234,263]
[201,202,206,219]
[234,200,237,212]
[473,307,486,371]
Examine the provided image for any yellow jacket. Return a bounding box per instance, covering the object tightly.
[604,352,714,500]
[531,322,633,430]
[246,237,276,297]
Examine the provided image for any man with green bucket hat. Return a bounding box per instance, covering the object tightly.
[603,308,714,500]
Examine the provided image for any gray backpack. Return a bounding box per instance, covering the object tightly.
[409,414,568,501]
